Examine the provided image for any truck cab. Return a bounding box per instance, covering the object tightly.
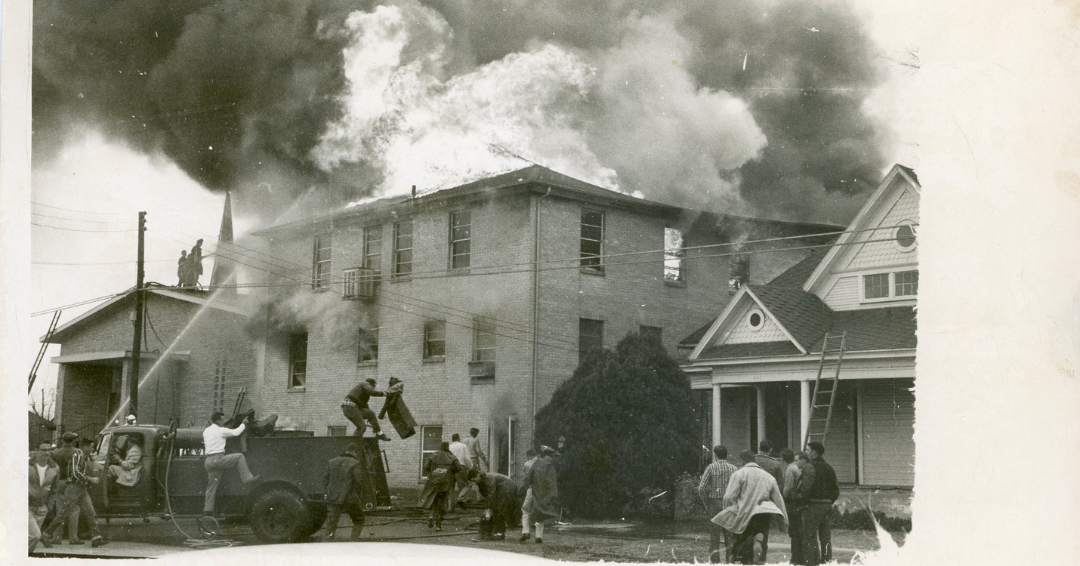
[89,424,391,542]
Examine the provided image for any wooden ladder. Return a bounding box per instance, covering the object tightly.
[803,332,847,450]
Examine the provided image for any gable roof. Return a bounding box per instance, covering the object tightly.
[44,285,254,344]
[803,164,920,293]
[746,285,833,351]
[692,305,916,361]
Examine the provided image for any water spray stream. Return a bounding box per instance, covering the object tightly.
[107,287,227,427]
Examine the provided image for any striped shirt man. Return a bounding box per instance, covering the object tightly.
[698,458,739,502]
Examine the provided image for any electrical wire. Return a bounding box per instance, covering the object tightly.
[31,211,137,225]
[31,292,127,317]
[32,222,139,233]
[31,200,131,217]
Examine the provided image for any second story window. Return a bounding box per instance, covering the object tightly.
[358,326,379,364]
[424,320,446,359]
[450,211,471,270]
[473,319,496,363]
[895,270,919,296]
[364,225,382,274]
[289,333,308,388]
[312,234,332,289]
[862,270,919,301]
[579,318,604,362]
[394,220,413,278]
[664,227,685,283]
[580,209,604,273]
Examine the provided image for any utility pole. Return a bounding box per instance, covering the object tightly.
[130,211,146,421]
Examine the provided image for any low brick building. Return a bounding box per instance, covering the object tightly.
[45,286,259,438]
[249,165,840,489]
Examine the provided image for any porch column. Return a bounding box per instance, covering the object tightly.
[800,380,811,448]
[755,385,766,448]
[712,384,722,449]
[55,364,68,432]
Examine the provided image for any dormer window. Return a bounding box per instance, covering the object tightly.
[862,270,918,302]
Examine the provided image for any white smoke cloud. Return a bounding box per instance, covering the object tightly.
[313,1,767,209]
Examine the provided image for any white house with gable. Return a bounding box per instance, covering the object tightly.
[680,164,919,504]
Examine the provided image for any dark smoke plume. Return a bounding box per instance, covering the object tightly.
[34,0,889,224]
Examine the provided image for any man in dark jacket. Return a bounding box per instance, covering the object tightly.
[342,378,390,441]
[795,442,840,565]
[29,443,59,552]
[321,443,367,541]
[44,433,106,547]
[468,469,522,541]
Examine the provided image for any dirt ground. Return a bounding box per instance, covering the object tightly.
[84,508,906,563]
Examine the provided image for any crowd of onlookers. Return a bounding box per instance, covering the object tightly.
[698,440,840,565]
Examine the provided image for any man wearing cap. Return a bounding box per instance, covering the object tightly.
[29,443,59,552]
[320,443,367,541]
[203,412,260,516]
[44,433,106,547]
[342,378,390,441]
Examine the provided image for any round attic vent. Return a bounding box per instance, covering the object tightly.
[747,309,764,331]
[895,222,917,251]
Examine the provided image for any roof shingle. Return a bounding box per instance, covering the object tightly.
[747,285,833,351]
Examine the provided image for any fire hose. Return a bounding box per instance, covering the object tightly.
[159,420,239,549]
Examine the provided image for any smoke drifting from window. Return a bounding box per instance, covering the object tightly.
[33,0,888,224]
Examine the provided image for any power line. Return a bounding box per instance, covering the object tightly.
[31,211,136,225]
[31,292,128,317]
[33,259,174,266]
[31,201,130,217]
[32,222,138,233]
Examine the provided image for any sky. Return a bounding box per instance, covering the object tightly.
[20,0,926,411]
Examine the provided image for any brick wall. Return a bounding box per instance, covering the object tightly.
[53,292,258,431]
[254,188,815,488]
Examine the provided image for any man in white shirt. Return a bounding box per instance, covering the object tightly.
[449,433,479,505]
[203,411,260,516]
[462,428,488,472]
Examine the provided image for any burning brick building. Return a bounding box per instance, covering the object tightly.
[248,165,840,488]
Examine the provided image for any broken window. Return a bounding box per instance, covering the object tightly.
[289,333,308,388]
[580,209,604,273]
[450,210,471,270]
[664,227,685,283]
[424,320,446,359]
[358,326,379,364]
[312,234,332,289]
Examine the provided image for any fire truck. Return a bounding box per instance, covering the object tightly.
[87,424,391,543]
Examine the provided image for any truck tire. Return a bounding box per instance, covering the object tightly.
[297,502,327,539]
[249,488,309,543]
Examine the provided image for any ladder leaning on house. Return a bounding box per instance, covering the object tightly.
[28,310,62,395]
[803,331,848,450]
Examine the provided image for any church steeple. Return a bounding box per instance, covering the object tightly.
[209,191,236,293]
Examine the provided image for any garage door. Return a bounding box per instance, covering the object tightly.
[859,379,916,486]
